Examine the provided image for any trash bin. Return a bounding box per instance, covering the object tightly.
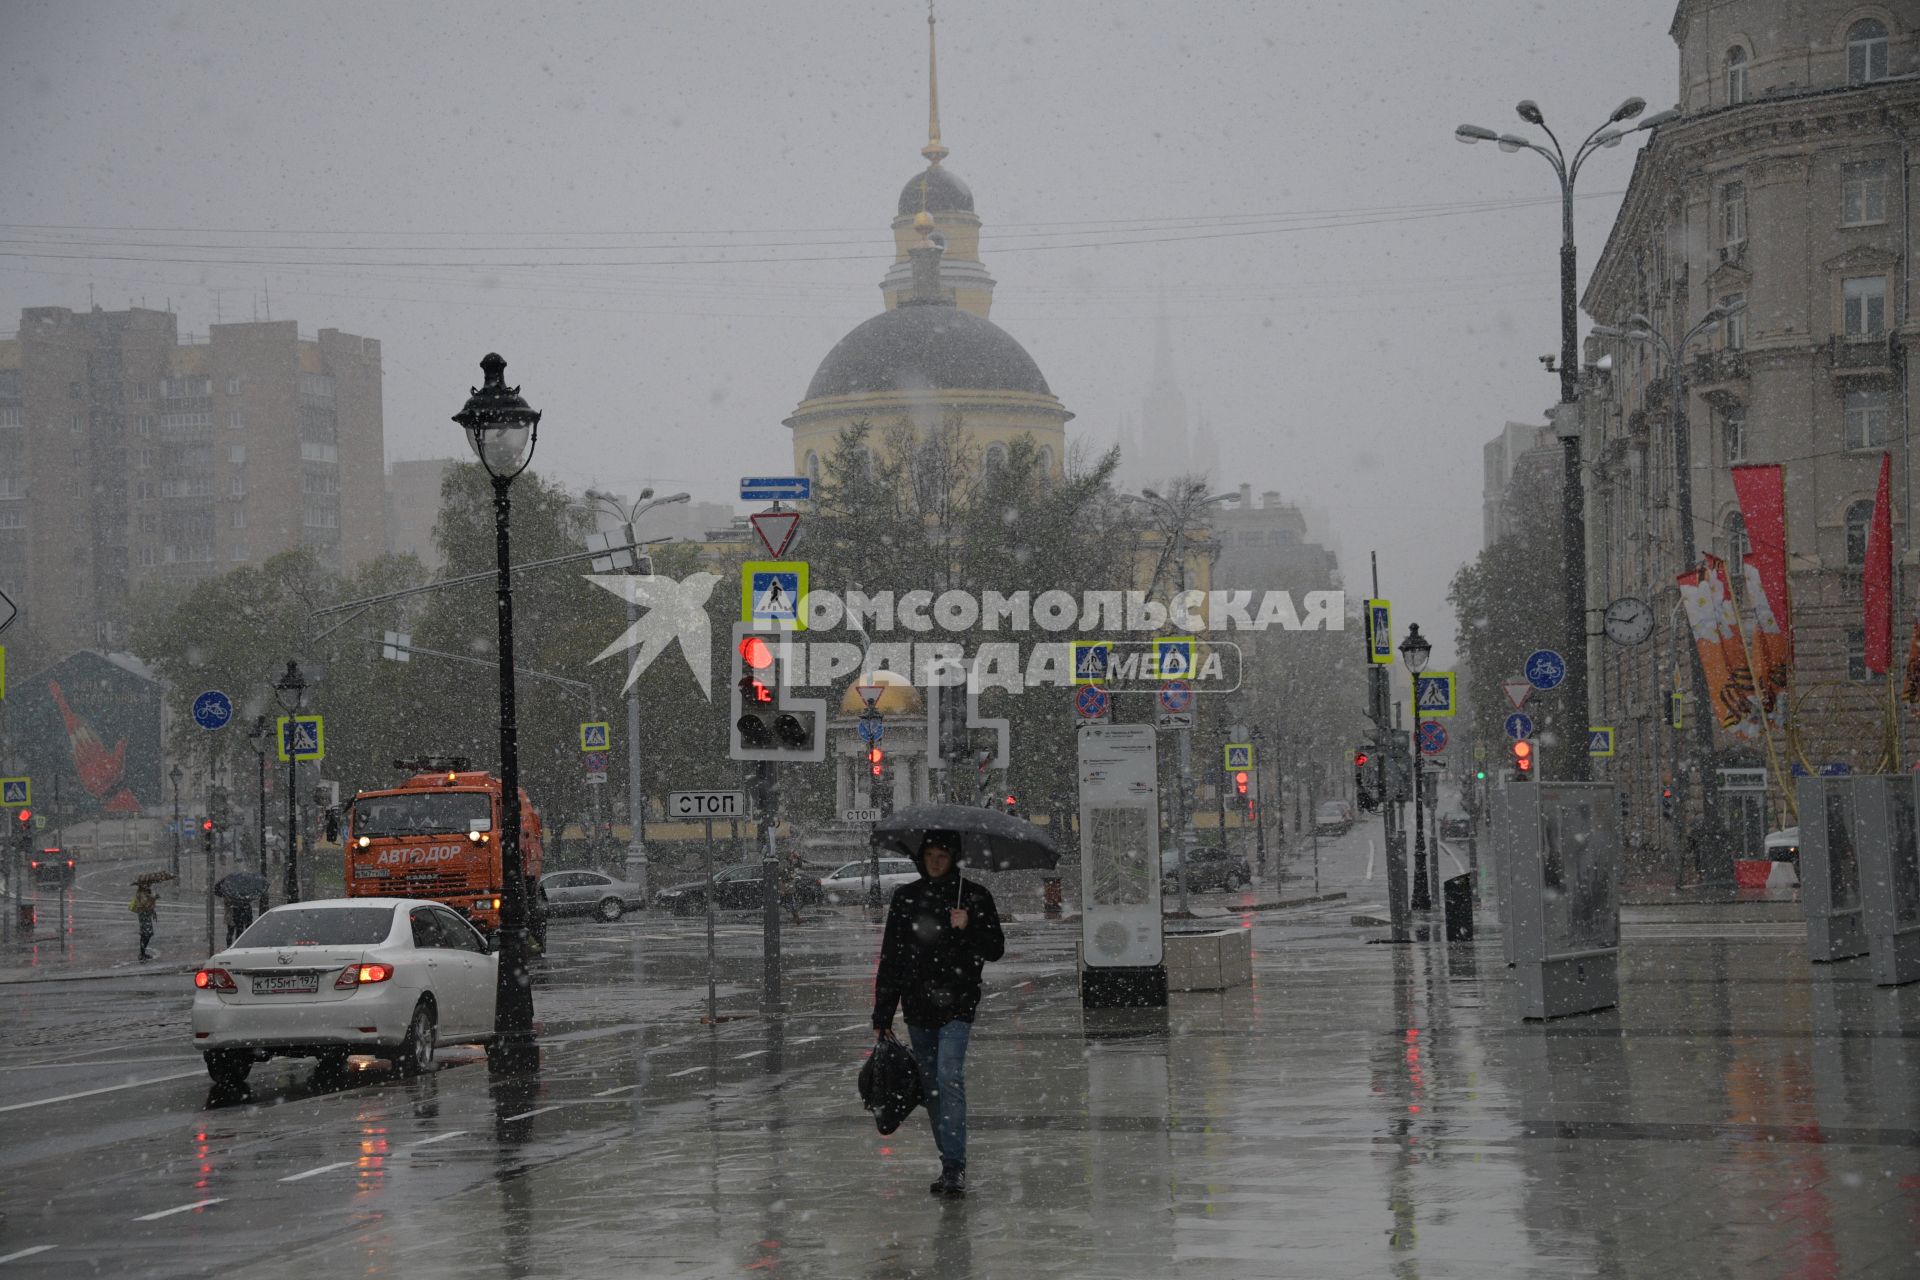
[1442,873,1473,942]
[16,903,36,933]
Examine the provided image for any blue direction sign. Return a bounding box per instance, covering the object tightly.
[1525,649,1567,691]
[192,689,233,731]
[1504,712,1535,741]
[857,717,885,743]
[1417,721,1448,755]
[740,476,812,502]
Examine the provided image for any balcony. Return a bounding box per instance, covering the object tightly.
[1829,334,1897,383]
[1691,349,1749,387]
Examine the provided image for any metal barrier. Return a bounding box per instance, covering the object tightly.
[1841,776,1920,985]
[1794,776,1869,963]
[1490,782,1621,1019]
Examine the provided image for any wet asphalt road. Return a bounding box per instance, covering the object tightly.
[3,819,1919,1279]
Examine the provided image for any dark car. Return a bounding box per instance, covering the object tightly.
[29,849,75,887]
[653,863,827,915]
[1438,812,1473,841]
[1161,845,1252,894]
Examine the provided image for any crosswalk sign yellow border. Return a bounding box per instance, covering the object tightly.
[1223,742,1254,770]
[580,721,612,752]
[1589,726,1616,757]
[276,715,325,762]
[1413,671,1456,717]
[741,561,808,630]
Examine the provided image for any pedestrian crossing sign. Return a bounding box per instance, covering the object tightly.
[1153,636,1197,680]
[1365,599,1393,664]
[0,777,28,807]
[1072,641,1111,685]
[1223,742,1254,771]
[580,721,611,752]
[1589,726,1616,758]
[1413,671,1456,717]
[277,715,325,762]
[741,560,808,629]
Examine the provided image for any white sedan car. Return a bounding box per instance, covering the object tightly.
[192,897,496,1085]
[818,856,920,904]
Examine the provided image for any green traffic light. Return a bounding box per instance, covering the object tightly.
[1475,769,1486,780]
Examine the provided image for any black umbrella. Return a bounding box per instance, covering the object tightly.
[870,803,1060,873]
[214,871,269,900]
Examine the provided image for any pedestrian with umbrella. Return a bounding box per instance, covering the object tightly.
[129,871,172,961]
[214,871,267,945]
[867,805,1056,1198]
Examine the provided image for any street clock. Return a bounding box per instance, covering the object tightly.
[1603,596,1655,646]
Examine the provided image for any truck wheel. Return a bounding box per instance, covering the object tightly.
[396,999,437,1077]
[596,897,624,923]
[204,1049,252,1086]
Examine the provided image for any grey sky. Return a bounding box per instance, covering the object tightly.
[0,1,1681,668]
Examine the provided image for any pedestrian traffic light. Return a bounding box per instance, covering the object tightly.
[1661,787,1674,820]
[868,745,885,778]
[1511,739,1533,779]
[727,624,824,761]
[1004,793,1017,813]
[201,818,214,833]
[1234,770,1249,797]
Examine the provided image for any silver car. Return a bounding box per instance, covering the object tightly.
[540,870,646,922]
[818,856,920,904]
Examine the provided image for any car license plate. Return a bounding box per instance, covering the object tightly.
[251,973,318,995]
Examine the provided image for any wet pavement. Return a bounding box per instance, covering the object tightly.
[1,817,1917,1278]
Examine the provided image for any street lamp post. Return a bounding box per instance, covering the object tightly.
[1590,300,1744,881]
[583,486,691,905]
[247,715,270,917]
[453,352,543,1076]
[169,764,183,880]
[273,662,306,903]
[1456,97,1676,781]
[1400,623,1434,912]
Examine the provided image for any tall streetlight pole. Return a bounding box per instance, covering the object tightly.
[168,763,183,880]
[453,353,543,1076]
[273,662,306,904]
[1400,624,1434,912]
[583,486,691,904]
[1590,300,1743,880]
[247,716,270,918]
[1456,97,1676,780]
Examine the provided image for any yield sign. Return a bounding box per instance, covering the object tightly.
[1501,678,1533,710]
[750,511,801,559]
[855,683,885,708]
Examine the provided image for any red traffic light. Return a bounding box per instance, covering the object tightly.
[1004,794,1017,808]
[14,808,29,824]
[1512,740,1533,773]
[868,746,884,777]
[202,819,215,832]
[1354,752,1369,767]
[739,635,773,670]
[1234,771,1249,795]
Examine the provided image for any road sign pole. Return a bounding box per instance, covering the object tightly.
[760,760,781,1013]
[1173,727,1191,917]
[705,816,717,1026]
[1411,697,1430,912]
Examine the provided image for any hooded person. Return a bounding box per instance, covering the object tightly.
[870,829,1006,1197]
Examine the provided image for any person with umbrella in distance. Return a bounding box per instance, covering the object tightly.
[871,829,1005,1198]
[130,880,160,960]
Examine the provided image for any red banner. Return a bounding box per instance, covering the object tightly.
[1731,464,1792,660]
[1865,452,1894,674]
[1679,557,1756,730]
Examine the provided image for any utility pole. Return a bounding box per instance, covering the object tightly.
[758,760,781,1012]
[1368,554,1411,942]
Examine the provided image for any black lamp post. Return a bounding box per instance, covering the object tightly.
[247,715,270,916]
[1400,623,1433,912]
[453,352,542,1075]
[273,661,306,904]
[169,763,183,879]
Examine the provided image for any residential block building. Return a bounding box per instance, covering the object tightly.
[0,306,384,662]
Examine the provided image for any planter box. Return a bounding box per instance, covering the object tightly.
[1163,928,1252,992]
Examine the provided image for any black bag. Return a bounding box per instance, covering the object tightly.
[857,1034,923,1135]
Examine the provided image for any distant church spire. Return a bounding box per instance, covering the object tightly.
[922,4,949,166]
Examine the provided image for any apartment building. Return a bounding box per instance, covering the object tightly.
[1579,2,1917,836]
[0,306,384,661]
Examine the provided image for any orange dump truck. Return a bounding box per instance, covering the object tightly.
[344,757,548,947]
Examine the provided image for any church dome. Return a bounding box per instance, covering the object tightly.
[897,165,974,215]
[804,303,1051,401]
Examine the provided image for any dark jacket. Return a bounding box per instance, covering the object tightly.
[872,873,1005,1030]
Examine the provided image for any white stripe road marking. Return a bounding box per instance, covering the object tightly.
[592,1083,640,1096]
[406,1130,468,1149]
[836,1022,869,1032]
[502,1106,563,1121]
[133,1198,225,1221]
[0,1069,207,1115]
[983,992,1004,1000]
[0,1247,56,1264]
[668,1065,706,1077]
[1366,840,1376,880]
[789,1036,821,1045]
[735,1049,770,1060]
[280,1161,356,1183]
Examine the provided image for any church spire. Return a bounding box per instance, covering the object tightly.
[922,4,949,166]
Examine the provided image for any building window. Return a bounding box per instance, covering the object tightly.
[229,474,247,497]
[983,443,1007,473]
[227,411,244,430]
[1843,276,1887,337]
[1847,629,1883,682]
[230,509,246,530]
[804,451,821,486]
[1725,512,1749,578]
[1845,388,1890,449]
[230,544,250,562]
[1846,499,1876,566]
[1726,46,1749,104]
[1720,181,1747,246]
[137,546,158,567]
[1841,160,1888,225]
[1721,293,1746,350]
[226,376,243,395]
[228,445,246,465]
[298,372,335,401]
[300,441,338,464]
[1847,19,1889,85]
[1721,407,1746,462]
[1038,446,1054,474]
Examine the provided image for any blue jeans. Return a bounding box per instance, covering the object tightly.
[907,1020,971,1168]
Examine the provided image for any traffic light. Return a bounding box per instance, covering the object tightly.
[1234,771,1249,797]
[728,625,824,761]
[868,745,885,778]
[1353,750,1376,812]
[201,818,214,833]
[1661,787,1674,820]
[1511,739,1533,779]
[1004,793,1017,815]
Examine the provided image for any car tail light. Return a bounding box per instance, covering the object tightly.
[195,968,237,992]
[335,962,395,989]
